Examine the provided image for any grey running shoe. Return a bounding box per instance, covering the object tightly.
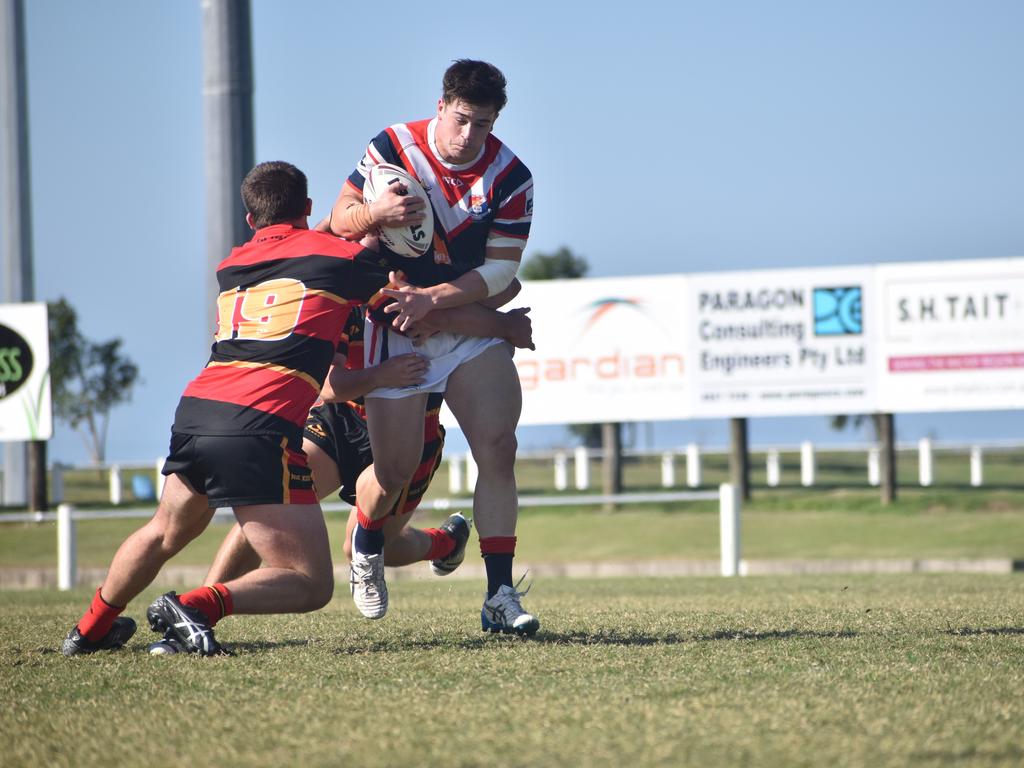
[350,528,388,619]
[61,617,137,656]
[430,512,471,576]
[481,574,540,637]
[146,592,223,656]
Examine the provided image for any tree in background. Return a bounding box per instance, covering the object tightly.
[519,245,589,281]
[48,298,140,465]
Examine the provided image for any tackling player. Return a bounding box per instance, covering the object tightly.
[61,161,395,657]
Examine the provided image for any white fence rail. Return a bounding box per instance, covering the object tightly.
[2,487,739,590]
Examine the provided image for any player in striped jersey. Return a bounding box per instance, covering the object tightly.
[323,60,539,635]
[61,161,393,657]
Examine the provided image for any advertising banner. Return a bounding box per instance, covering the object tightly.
[687,266,876,417]
[875,257,1024,412]
[0,302,53,441]
[510,275,691,426]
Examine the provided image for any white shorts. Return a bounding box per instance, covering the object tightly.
[363,314,502,399]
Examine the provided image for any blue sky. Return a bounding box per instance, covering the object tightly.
[17,0,1024,464]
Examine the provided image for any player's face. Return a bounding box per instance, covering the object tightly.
[435,99,497,164]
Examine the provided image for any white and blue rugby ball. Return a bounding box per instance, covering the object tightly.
[361,162,433,259]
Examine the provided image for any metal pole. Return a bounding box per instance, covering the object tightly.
[879,412,897,504]
[719,483,740,577]
[1,0,33,507]
[729,417,750,501]
[201,0,254,337]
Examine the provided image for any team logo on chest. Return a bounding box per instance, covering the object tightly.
[468,194,490,219]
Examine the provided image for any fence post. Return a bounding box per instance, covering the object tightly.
[970,446,983,487]
[918,438,933,487]
[574,446,590,490]
[553,452,568,491]
[465,452,478,491]
[800,441,815,487]
[155,457,166,499]
[719,483,741,577]
[109,464,122,505]
[660,452,675,488]
[58,503,77,591]
[51,463,65,503]
[448,455,464,494]
[686,443,702,488]
[766,449,781,487]
[867,447,880,487]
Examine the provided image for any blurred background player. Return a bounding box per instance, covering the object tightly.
[61,161,392,657]
[323,60,538,635]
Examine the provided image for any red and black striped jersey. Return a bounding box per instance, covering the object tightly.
[172,224,391,440]
[345,118,533,288]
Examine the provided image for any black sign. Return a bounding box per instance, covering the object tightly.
[0,323,34,400]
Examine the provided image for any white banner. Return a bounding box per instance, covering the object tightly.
[512,275,691,425]
[875,257,1024,412]
[0,302,53,441]
[687,266,875,417]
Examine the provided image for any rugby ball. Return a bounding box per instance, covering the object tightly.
[361,163,433,259]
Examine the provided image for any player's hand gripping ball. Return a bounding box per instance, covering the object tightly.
[362,163,434,258]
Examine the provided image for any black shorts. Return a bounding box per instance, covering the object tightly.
[303,397,445,512]
[162,432,316,508]
[303,401,372,506]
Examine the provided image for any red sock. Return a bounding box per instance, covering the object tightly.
[179,584,233,626]
[77,587,124,642]
[479,536,517,556]
[356,507,387,531]
[423,528,455,561]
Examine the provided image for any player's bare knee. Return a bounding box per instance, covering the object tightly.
[374,460,417,494]
[474,430,518,471]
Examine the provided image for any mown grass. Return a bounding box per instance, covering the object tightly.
[2,575,1023,767]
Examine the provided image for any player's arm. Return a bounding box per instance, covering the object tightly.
[320,351,428,403]
[382,245,522,331]
[326,183,425,240]
[414,303,534,350]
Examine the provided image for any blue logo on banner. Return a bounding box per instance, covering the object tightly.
[813,286,862,335]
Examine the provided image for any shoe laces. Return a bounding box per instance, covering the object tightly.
[351,552,384,586]
[490,572,533,614]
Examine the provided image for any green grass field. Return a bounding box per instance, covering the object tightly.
[2,575,1023,767]
[3,464,1023,766]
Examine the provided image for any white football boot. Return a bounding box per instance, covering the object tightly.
[350,528,388,619]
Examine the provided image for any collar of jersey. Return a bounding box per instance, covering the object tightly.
[252,223,301,242]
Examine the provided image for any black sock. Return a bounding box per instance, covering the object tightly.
[483,553,514,598]
[354,524,385,556]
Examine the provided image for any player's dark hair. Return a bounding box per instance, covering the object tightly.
[442,59,507,113]
[241,161,308,228]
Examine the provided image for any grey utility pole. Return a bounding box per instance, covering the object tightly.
[1,0,35,508]
[201,0,254,336]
